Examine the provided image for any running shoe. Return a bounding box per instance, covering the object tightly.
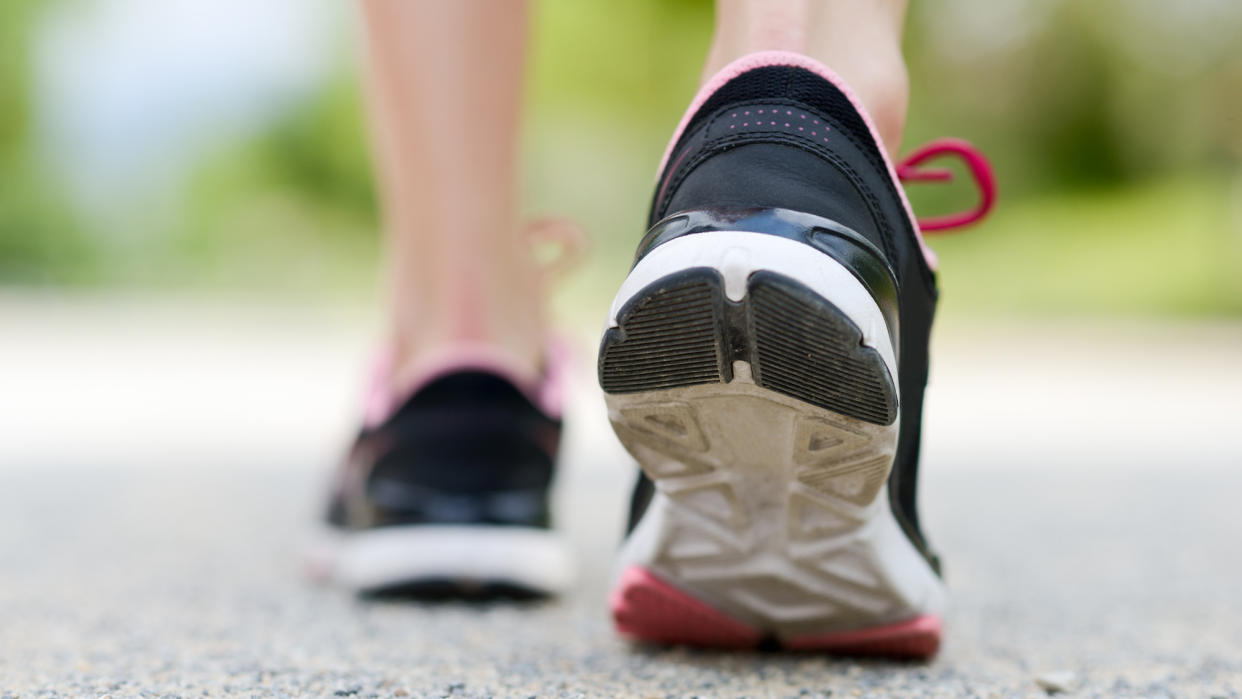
[307,345,574,598]
[598,51,994,657]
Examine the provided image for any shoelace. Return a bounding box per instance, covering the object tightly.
[897,138,996,233]
[526,216,589,288]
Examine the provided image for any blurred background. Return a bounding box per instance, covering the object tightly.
[3,0,1240,314]
[2,1,1242,695]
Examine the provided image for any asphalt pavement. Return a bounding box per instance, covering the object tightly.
[1,298,1239,698]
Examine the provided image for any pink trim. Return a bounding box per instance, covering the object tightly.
[654,51,938,269]
[896,138,996,232]
[538,335,571,418]
[610,565,942,658]
[361,338,570,428]
[610,566,762,648]
[362,350,399,429]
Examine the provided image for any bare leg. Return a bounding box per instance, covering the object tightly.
[706,0,909,153]
[361,0,542,389]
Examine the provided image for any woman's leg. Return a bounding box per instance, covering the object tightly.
[313,1,572,599]
[360,0,543,390]
[705,0,909,152]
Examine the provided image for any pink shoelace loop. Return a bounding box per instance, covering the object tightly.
[525,216,589,285]
[897,138,996,233]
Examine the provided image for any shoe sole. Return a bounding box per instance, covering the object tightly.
[303,524,574,597]
[599,232,945,658]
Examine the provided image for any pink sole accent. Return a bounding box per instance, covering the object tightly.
[654,50,938,269]
[610,566,941,659]
[785,614,942,659]
[610,566,762,648]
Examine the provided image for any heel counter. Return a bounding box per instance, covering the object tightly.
[634,207,899,351]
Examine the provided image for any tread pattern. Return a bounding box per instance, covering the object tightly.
[599,269,896,426]
[619,399,906,636]
[603,267,939,654]
[599,270,726,394]
[749,272,896,425]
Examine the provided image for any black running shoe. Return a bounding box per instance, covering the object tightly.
[599,51,993,657]
[307,346,573,598]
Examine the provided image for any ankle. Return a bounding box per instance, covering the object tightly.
[389,334,544,397]
[819,42,908,154]
[386,248,547,394]
[705,0,909,153]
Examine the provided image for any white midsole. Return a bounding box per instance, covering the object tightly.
[305,524,575,594]
[605,231,946,636]
[608,231,897,380]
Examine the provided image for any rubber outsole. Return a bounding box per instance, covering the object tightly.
[612,565,940,658]
[599,268,897,426]
[601,249,943,659]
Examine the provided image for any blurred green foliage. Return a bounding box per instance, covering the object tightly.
[0,0,95,283]
[1,0,1240,316]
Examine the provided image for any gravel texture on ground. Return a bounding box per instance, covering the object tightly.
[2,464,1240,698]
[2,305,1239,697]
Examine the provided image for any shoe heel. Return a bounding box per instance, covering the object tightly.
[600,232,945,653]
[598,268,729,394]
